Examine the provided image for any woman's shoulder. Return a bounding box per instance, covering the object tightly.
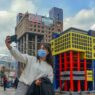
[26,54,37,61]
[46,63,53,70]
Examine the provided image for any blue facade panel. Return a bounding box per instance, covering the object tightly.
[92,60,95,90]
[53,55,60,90]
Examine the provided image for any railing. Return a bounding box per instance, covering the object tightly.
[60,71,85,75]
[60,76,85,80]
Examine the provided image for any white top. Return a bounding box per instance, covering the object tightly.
[9,47,53,85]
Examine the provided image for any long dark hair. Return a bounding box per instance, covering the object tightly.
[37,43,53,68]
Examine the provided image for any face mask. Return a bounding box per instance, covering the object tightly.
[37,49,46,57]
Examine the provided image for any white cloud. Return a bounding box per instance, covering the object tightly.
[0,0,36,54]
[91,24,95,30]
[64,8,95,30]
[10,0,36,13]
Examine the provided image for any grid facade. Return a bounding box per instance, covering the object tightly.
[51,31,95,59]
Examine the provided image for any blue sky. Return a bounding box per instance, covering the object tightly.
[0,0,11,10]
[32,0,95,17]
[0,0,95,17]
[0,0,95,54]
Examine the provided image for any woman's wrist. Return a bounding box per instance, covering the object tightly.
[8,46,12,50]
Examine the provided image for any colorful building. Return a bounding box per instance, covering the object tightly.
[51,27,95,92]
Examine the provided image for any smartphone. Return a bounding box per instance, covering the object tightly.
[10,35,17,43]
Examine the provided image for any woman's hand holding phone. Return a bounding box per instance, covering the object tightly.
[5,36,12,49]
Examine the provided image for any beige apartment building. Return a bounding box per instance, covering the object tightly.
[15,7,63,76]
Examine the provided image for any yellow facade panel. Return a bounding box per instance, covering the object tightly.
[50,30,95,59]
[87,70,93,81]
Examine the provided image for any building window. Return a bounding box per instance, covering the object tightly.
[38,25,40,28]
[30,28,32,31]
[94,46,95,50]
[30,24,32,27]
[38,30,40,32]
[93,39,95,43]
[34,29,36,31]
[72,33,74,36]
[58,29,61,32]
[42,26,44,29]
[52,28,54,30]
[42,31,44,33]
[38,23,40,24]
[34,25,36,27]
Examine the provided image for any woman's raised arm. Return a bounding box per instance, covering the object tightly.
[5,36,28,63]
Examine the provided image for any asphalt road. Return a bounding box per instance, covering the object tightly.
[0,86,95,95]
[0,87,15,95]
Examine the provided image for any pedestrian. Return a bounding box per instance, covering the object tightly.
[14,77,19,89]
[3,74,7,91]
[5,36,54,95]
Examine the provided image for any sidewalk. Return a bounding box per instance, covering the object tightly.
[0,86,15,95]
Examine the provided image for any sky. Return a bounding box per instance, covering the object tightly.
[0,0,95,55]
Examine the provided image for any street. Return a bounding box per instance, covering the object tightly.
[0,86,95,95]
[0,87,15,95]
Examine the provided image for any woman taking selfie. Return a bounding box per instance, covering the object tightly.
[5,36,54,95]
